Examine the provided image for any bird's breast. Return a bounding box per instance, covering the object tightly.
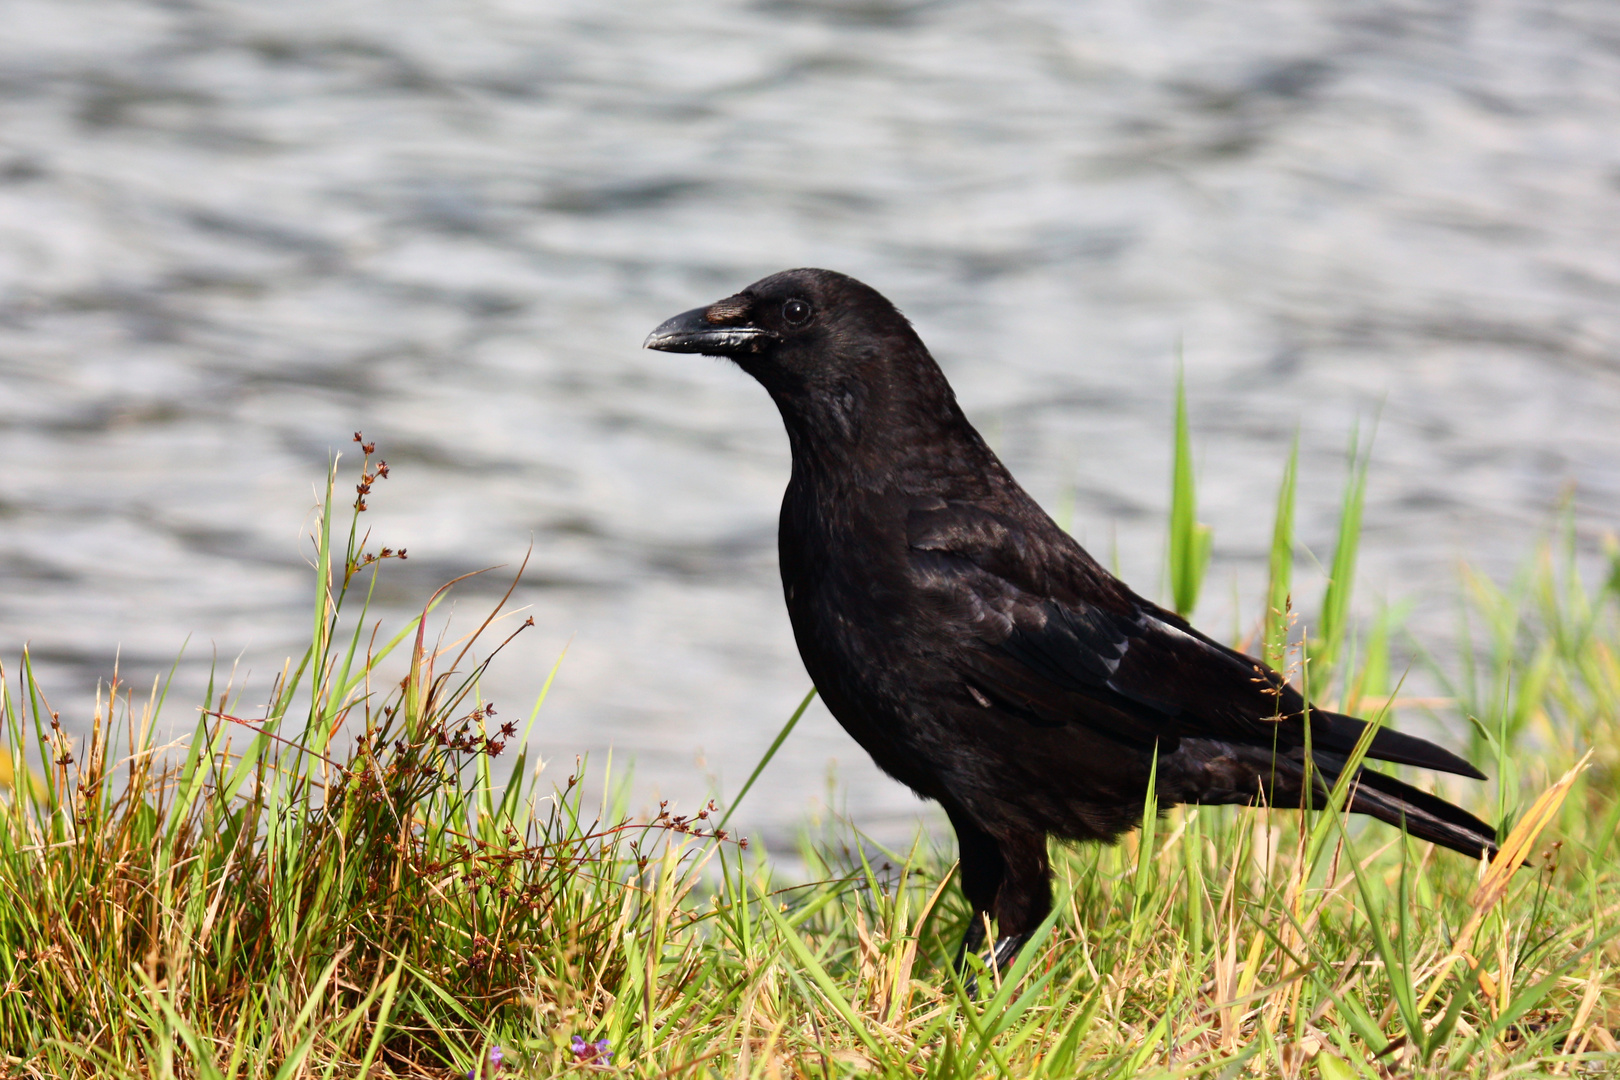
[776,481,949,787]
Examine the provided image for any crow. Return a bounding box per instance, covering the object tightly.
[645,268,1497,973]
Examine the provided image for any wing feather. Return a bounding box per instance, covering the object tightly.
[908,501,1484,780]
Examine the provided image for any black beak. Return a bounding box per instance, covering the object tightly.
[643,305,774,355]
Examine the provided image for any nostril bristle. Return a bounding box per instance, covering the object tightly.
[705,296,750,323]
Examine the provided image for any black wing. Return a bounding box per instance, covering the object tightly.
[907,500,1484,779]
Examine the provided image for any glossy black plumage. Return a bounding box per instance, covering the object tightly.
[646,268,1497,969]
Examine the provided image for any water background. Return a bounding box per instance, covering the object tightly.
[3,0,1619,847]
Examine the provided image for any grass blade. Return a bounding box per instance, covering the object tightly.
[1168,360,1213,617]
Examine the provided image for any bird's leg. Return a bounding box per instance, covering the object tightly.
[960,925,1031,997]
[954,913,989,974]
[944,813,1053,993]
[945,804,1006,985]
[993,830,1052,932]
[972,830,1050,988]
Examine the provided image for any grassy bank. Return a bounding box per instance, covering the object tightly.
[3,428,1617,1079]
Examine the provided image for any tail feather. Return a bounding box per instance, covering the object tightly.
[1331,763,1498,860]
[1307,709,1487,781]
[1197,743,1499,861]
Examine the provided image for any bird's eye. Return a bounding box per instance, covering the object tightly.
[782,298,812,326]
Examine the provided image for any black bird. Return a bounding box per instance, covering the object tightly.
[645,268,1497,973]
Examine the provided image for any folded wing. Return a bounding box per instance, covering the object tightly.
[907,500,1484,780]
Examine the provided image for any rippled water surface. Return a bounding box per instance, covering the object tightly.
[3,0,1618,842]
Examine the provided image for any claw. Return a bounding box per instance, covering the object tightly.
[989,932,1027,970]
[957,928,1029,997]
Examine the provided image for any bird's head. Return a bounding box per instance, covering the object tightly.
[645,268,961,454]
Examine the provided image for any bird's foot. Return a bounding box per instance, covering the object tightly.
[989,932,1027,970]
[960,932,1029,997]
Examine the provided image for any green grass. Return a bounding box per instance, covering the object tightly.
[1167,361,1213,620]
[3,427,1618,1079]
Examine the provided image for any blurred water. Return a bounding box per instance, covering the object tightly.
[2,0,1618,845]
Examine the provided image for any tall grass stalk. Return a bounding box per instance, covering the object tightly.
[1314,424,1373,694]
[2,426,1616,1078]
[1168,362,1214,618]
[1263,437,1299,674]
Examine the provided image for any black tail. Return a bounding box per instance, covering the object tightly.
[1329,762,1498,860]
[1303,713,1498,859]
[1205,744,1500,861]
[1306,708,1487,781]
[1289,750,1498,860]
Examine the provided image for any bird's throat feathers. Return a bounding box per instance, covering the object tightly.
[764,337,991,489]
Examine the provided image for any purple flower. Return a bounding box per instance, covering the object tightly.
[465,1045,505,1079]
[570,1035,612,1065]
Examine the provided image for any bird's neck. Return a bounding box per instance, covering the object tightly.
[776,384,1004,500]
